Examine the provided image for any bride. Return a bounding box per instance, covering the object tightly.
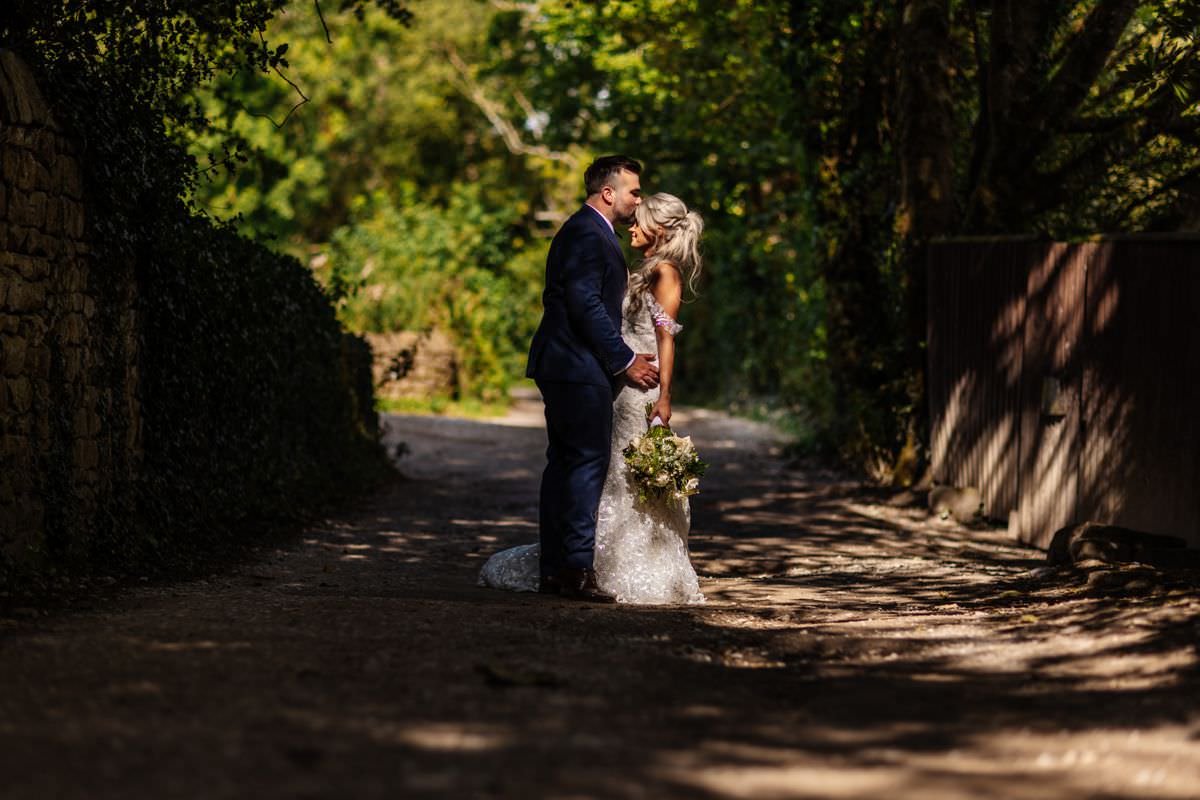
[479,192,705,605]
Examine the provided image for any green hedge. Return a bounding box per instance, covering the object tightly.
[129,215,389,564]
[1,6,395,584]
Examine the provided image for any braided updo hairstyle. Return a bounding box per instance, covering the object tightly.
[627,192,703,313]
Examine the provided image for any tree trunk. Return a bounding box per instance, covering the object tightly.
[893,0,957,484]
[963,0,1045,231]
[967,0,1140,232]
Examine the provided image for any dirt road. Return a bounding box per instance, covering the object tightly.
[2,394,1198,799]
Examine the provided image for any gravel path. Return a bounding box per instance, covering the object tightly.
[2,392,1198,799]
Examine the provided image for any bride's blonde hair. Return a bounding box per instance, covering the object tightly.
[627,193,703,312]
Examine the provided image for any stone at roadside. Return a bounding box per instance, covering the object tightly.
[1084,565,1166,598]
[928,485,982,523]
[1046,521,1198,569]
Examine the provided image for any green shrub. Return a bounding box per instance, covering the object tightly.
[131,215,388,562]
[2,2,391,581]
[324,183,545,402]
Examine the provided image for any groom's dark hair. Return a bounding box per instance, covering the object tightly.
[584,155,642,196]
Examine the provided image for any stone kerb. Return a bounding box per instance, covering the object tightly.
[0,50,141,570]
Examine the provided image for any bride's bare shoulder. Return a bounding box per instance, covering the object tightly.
[650,263,683,308]
[650,261,683,283]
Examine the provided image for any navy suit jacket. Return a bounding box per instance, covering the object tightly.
[526,206,635,388]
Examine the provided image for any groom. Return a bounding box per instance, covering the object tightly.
[526,155,660,603]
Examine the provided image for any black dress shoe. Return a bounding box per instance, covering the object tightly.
[538,574,561,594]
[556,567,616,604]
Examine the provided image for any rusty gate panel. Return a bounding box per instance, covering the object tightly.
[1080,241,1200,546]
[928,240,1027,519]
[930,237,1200,551]
[1014,243,1090,547]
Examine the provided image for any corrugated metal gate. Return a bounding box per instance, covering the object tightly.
[927,238,1200,548]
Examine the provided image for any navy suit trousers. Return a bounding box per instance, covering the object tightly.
[536,380,614,576]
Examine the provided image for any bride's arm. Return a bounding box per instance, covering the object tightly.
[648,265,683,425]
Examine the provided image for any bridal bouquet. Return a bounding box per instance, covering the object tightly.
[622,407,708,504]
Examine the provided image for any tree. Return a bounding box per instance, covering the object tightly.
[81,0,1199,473]
[189,0,564,401]
[486,0,828,419]
[790,0,1200,478]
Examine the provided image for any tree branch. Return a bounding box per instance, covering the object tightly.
[1030,0,1140,131]
[1039,86,1188,196]
[439,43,577,165]
[1107,161,1200,227]
[1084,23,1148,105]
[1064,113,1140,133]
[985,0,1044,125]
[962,0,993,228]
[254,31,310,129]
[314,0,334,44]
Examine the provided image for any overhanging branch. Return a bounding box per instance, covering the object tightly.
[440,43,577,166]
[1032,0,1140,129]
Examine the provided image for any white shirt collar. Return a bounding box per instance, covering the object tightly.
[584,202,615,233]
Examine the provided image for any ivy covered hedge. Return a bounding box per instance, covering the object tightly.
[1,2,391,580]
[131,215,387,565]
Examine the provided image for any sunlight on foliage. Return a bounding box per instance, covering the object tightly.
[175,0,1200,472]
[323,184,545,401]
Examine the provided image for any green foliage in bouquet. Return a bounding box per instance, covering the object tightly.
[621,422,708,506]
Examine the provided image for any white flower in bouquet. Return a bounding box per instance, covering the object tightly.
[621,416,709,506]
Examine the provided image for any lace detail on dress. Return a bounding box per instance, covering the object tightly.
[592,290,702,604]
[478,289,703,605]
[646,294,683,336]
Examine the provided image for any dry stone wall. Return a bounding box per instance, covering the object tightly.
[366,330,458,401]
[0,51,140,568]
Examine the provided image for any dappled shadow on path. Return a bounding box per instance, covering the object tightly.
[0,408,1197,798]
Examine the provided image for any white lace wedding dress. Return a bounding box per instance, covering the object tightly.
[479,290,705,605]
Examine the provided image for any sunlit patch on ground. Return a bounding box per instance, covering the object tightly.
[0,396,1197,798]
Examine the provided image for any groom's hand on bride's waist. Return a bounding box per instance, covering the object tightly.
[625,353,660,389]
